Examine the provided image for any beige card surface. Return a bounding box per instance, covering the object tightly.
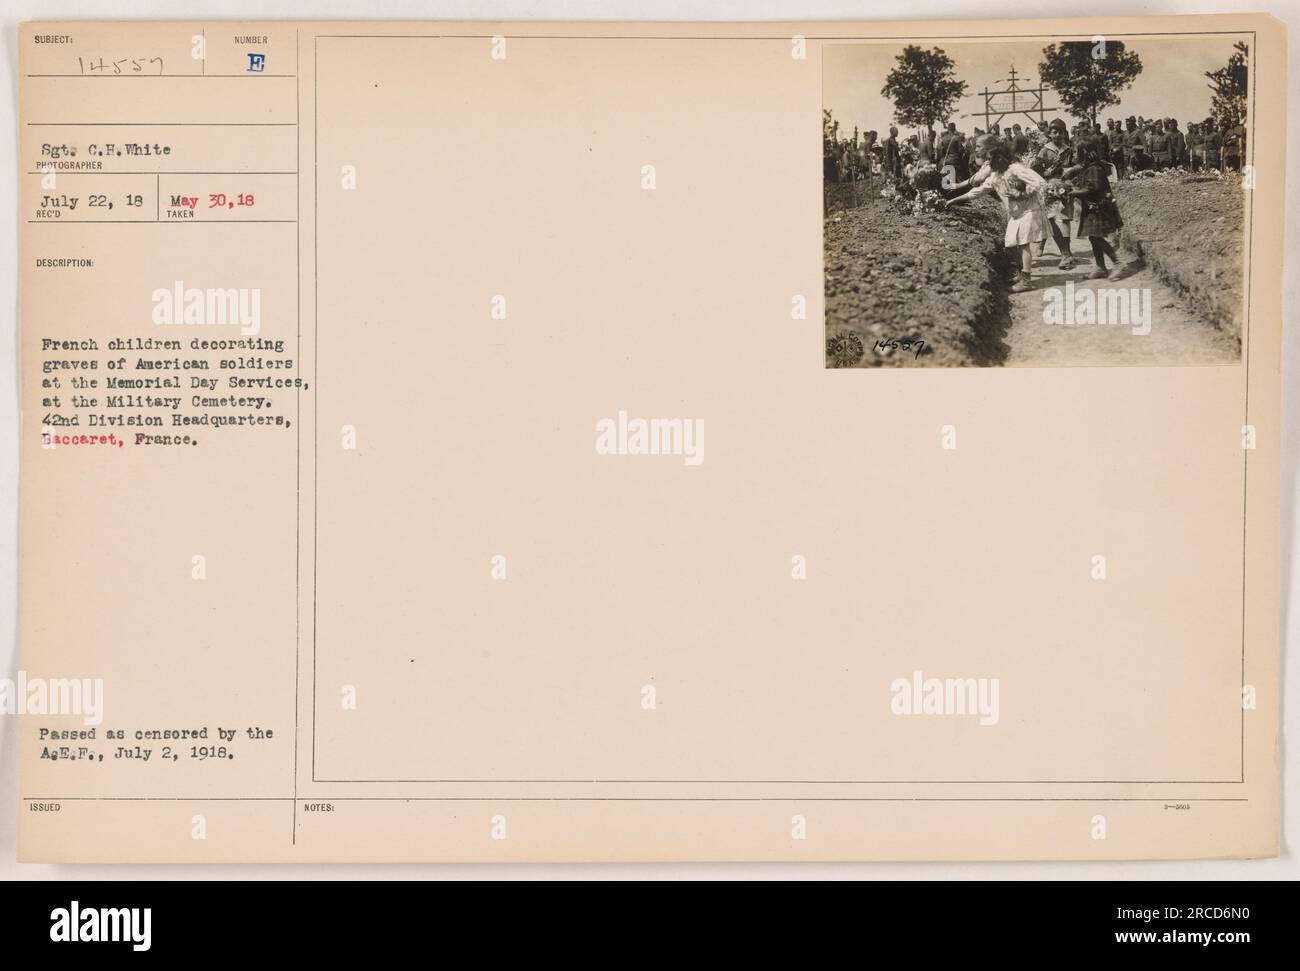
[15,16,1283,861]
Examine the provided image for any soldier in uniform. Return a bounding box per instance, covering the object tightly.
[882,126,902,180]
[1224,120,1246,172]
[1203,117,1223,171]
[1143,119,1162,169]
[824,136,839,183]
[1122,116,1146,176]
[1147,119,1172,170]
[939,122,969,183]
[1107,119,1126,177]
[1165,118,1186,169]
[935,122,955,167]
[1010,123,1030,154]
[859,130,878,177]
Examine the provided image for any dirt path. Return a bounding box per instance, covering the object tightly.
[1002,234,1241,366]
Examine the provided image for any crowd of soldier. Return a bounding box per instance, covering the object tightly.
[824,113,1247,184]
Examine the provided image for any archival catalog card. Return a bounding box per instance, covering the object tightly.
[16,15,1284,861]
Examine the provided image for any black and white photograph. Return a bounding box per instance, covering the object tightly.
[823,36,1251,367]
[1,0,1297,943]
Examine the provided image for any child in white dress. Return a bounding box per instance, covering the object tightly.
[943,134,1051,293]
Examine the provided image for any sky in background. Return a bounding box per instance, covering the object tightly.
[823,35,1250,138]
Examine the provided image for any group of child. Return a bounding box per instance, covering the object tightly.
[941,120,1128,293]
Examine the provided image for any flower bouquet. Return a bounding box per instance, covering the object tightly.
[909,162,944,193]
[910,189,945,214]
[1041,178,1071,218]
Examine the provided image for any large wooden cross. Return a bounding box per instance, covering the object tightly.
[971,65,1060,129]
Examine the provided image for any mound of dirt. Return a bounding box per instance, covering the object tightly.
[824,195,1011,367]
[1114,175,1245,341]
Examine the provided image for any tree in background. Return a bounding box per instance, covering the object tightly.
[1206,41,1249,129]
[1038,39,1142,126]
[881,45,967,131]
